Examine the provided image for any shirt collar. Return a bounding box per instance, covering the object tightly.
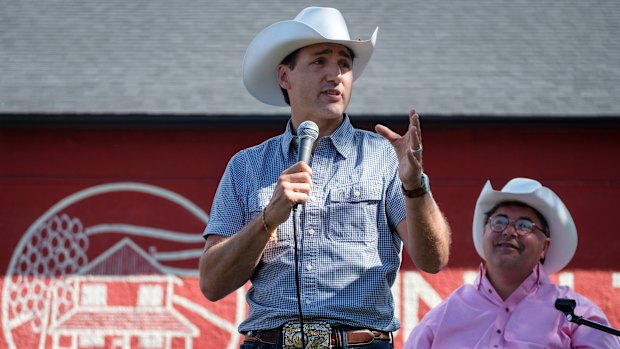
[329,115,356,159]
[281,121,296,160]
[475,262,550,304]
[280,114,356,160]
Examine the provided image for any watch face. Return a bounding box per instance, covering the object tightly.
[421,173,429,191]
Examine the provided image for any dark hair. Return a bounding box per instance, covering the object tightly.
[279,49,300,106]
[278,46,356,106]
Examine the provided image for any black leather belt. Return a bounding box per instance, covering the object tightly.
[245,328,392,347]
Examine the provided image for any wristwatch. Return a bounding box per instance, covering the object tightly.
[401,173,430,198]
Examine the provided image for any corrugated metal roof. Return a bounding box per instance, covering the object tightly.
[1,0,619,117]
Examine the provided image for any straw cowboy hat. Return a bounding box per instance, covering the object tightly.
[242,7,379,106]
[472,178,578,274]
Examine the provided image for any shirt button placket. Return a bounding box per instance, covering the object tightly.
[491,305,510,348]
[490,327,503,348]
[302,143,328,306]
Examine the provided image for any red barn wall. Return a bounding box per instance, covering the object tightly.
[1,124,619,348]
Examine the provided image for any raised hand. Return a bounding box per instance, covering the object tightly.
[375,109,424,189]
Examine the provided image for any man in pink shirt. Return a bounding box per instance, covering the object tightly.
[405,177,620,348]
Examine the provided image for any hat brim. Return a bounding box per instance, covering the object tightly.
[242,20,378,106]
[472,179,578,274]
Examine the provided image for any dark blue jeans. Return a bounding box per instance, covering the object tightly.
[240,339,393,349]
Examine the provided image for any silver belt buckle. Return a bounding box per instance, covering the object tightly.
[282,321,331,349]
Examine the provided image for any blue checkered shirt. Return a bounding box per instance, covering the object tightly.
[204,115,407,332]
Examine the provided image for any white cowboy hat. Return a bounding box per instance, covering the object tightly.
[242,7,379,106]
[472,177,578,274]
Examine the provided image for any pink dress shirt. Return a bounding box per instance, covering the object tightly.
[404,263,619,349]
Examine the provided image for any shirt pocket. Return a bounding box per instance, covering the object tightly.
[328,181,382,242]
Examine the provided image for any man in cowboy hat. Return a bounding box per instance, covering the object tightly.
[199,6,451,348]
[404,177,619,348]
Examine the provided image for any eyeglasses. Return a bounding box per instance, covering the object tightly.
[487,215,547,237]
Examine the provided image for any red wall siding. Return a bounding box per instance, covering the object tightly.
[1,125,619,348]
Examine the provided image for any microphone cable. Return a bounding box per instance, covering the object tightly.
[292,205,306,349]
[290,120,318,349]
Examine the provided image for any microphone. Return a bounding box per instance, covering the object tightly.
[555,298,620,336]
[292,121,318,213]
[296,120,319,164]
[555,298,576,314]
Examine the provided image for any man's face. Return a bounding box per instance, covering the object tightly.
[483,205,550,275]
[277,43,353,127]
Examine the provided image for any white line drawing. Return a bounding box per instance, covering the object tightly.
[2,182,246,349]
[47,238,199,349]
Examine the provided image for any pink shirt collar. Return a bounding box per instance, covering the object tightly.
[476,262,547,306]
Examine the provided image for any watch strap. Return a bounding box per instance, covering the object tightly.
[401,173,429,198]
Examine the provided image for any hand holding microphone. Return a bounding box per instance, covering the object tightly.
[263,121,319,228]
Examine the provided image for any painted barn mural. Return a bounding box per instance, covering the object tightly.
[1,127,619,348]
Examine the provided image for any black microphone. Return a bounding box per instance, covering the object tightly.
[555,298,576,314]
[292,121,318,213]
[555,298,620,336]
[296,120,319,164]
